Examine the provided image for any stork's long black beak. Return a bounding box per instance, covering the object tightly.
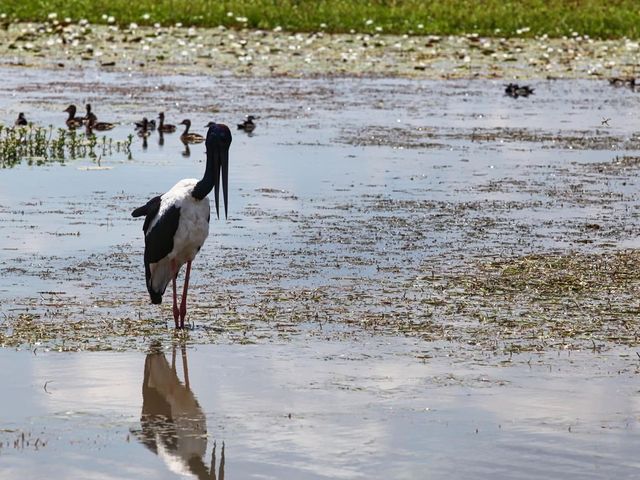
[204,122,231,220]
[213,146,229,220]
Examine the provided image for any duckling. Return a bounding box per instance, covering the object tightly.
[14,112,28,126]
[158,112,176,133]
[179,119,204,144]
[237,115,257,133]
[64,104,84,128]
[135,117,156,130]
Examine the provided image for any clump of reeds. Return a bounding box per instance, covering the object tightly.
[0,124,132,167]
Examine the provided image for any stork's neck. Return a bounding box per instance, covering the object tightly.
[192,150,215,200]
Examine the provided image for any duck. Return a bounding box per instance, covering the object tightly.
[64,105,84,128]
[14,112,28,126]
[84,104,115,131]
[504,83,534,98]
[179,119,204,144]
[135,117,156,130]
[608,77,636,89]
[82,104,94,125]
[158,112,176,133]
[237,115,257,133]
[136,117,153,135]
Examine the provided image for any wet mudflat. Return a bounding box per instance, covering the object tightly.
[1,66,640,478]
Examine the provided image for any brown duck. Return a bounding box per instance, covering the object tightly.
[158,112,176,133]
[179,119,204,144]
[15,112,28,126]
[84,104,115,131]
[64,105,84,128]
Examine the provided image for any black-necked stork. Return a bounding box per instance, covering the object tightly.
[131,122,231,328]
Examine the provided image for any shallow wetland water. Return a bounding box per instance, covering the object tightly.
[1,66,640,478]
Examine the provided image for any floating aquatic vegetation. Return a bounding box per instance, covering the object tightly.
[0,125,132,168]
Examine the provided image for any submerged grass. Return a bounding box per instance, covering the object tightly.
[1,0,640,38]
[0,125,133,167]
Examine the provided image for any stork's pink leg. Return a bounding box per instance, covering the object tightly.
[179,260,192,328]
[171,260,179,328]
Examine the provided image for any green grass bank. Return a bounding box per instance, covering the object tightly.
[0,0,639,38]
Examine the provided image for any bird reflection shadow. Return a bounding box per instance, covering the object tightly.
[181,139,191,157]
[131,342,224,479]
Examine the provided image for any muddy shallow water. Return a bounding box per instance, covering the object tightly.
[1,66,640,477]
[2,339,640,479]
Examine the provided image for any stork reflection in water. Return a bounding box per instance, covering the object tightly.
[131,343,225,479]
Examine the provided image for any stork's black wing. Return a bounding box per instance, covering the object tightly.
[132,195,162,234]
[132,195,181,304]
[144,205,180,264]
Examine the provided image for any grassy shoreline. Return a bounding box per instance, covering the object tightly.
[0,1,639,39]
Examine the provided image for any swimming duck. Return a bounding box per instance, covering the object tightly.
[83,104,94,125]
[84,104,115,131]
[608,77,636,89]
[64,105,84,128]
[504,83,534,98]
[237,115,257,133]
[14,112,28,126]
[137,117,152,137]
[180,119,204,144]
[135,117,156,130]
[158,112,176,133]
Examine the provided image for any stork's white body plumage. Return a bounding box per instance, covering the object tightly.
[147,179,210,296]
